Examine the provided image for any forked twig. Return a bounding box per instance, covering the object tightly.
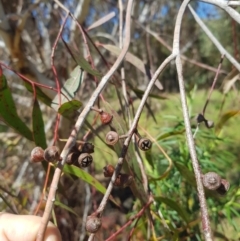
[174,1,212,240]
[133,19,226,74]
[87,55,176,241]
[188,4,240,72]
[36,1,239,241]
[199,0,240,24]
[36,0,134,240]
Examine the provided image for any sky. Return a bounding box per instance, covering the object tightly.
[30,0,221,42]
[196,1,219,19]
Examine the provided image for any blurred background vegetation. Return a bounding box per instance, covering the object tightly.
[0,0,240,240]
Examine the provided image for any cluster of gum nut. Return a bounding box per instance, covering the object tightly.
[30,111,229,234]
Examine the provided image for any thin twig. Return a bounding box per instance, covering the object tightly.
[33,164,51,215]
[139,126,173,182]
[105,197,153,241]
[176,57,213,241]
[54,0,120,101]
[0,62,58,93]
[174,1,212,240]
[36,14,69,240]
[36,0,134,240]
[119,0,130,125]
[0,193,18,214]
[133,19,227,74]
[0,185,17,198]
[227,1,240,6]
[199,0,240,24]
[51,13,69,144]
[73,17,103,91]
[88,53,175,240]
[99,54,175,210]
[202,55,224,115]
[231,19,239,60]
[79,183,91,241]
[188,4,240,72]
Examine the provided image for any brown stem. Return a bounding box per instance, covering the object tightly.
[37,0,134,239]
[202,55,224,116]
[175,2,212,240]
[105,197,153,241]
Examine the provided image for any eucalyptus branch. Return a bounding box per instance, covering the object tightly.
[227,1,240,6]
[105,197,153,241]
[88,53,175,240]
[118,0,130,125]
[198,0,240,24]
[119,0,149,194]
[3,1,238,240]
[174,0,212,240]
[36,0,134,240]
[119,0,130,121]
[51,14,69,143]
[188,4,240,72]
[36,1,235,240]
[134,19,226,74]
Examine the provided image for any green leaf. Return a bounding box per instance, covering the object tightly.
[214,231,231,241]
[230,206,240,218]
[58,100,82,118]
[225,206,238,231]
[222,68,240,94]
[215,110,240,135]
[145,150,154,169]
[155,196,190,223]
[25,82,52,106]
[231,202,240,209]
[102,100,150,206]
[224,205,231,221]
[32,99,47,149]
[87,12,115,31]
[100,44,163,90]
[0,123,8,132]
[62,40,102,77]
[101,44,145,72]
[129,83,163,123]
[55,200,79,217]
[0,73,33,141]
[157,129,185,140]
[51,66,83,111]
[63,165,118,206]
[63,165,105,192]
[174,162,196,187]
[73,54,102,77]
[131,87,167,100]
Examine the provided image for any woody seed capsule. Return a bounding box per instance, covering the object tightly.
[30,147,44,163]
[44,146,60,163]
[86,215,102,233]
